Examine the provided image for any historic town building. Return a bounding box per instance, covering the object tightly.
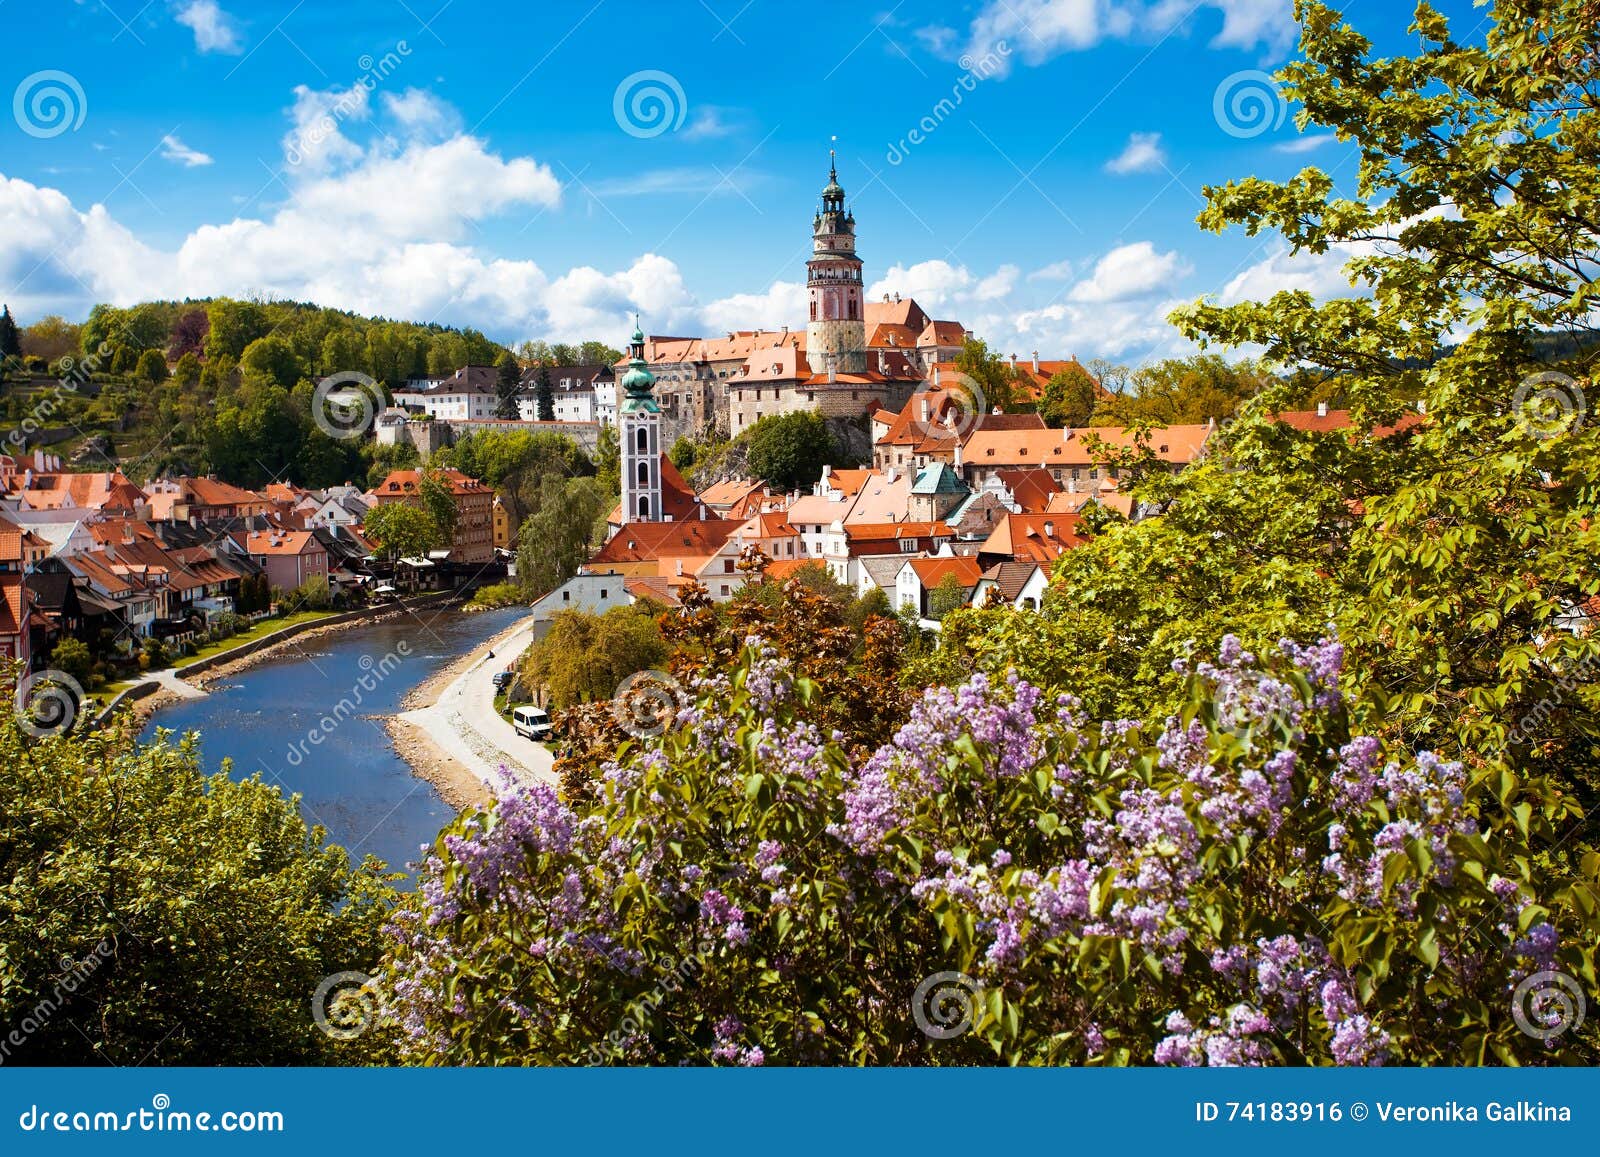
[806,153,867,376]
[619,320,664,524]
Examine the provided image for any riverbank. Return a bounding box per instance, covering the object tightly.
[98,593,463,728]
[395,610,556,796]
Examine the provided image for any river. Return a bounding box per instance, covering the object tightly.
[140,604,525,881]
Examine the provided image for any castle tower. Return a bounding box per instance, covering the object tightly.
[806,151,867,375]
[619,318,663,523]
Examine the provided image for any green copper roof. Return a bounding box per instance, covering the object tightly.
[620,313,658,414]
[911,462,967,496]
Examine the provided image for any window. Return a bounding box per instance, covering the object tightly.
[635,427,648,453]
[638,496,650,519]
[810,301,817,321]
[723,559,735,573]
[599,589,607,599]
[637,461,649,484]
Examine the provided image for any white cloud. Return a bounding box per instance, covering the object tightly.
[1273,133,1335,154]
[868,259,994,311]
[1105,131,1166,175]
[159,133,213,167]
[283,83,371,172]
[589,167,768,198]
[290,136,561,241]
[1027,259,1076,282]
[1068,241,1191,303]
[174,0,243,55]
[975,264,1020,300]
[966,0,1132,75]
[961,0,1296,74]
[700,282,809,334]
[682,106,739,141]
[1172,0,1297,54]
[380,89,459,138]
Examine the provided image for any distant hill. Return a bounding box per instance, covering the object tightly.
[0,296,521,487]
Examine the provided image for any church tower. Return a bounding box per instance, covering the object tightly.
[619,318,663,523]
[806,152,867,375]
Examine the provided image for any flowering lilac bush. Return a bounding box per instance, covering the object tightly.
[382,636,1598,1065]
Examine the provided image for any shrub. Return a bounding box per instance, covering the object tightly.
[383,635,1600,1065]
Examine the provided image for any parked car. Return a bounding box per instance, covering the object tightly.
[511,704,552,741]
[492,668,514,691]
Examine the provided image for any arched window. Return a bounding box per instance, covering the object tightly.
[810,301,817,321]
[635,426,648,453]
[636,461,649,484]
[638,496,650,519]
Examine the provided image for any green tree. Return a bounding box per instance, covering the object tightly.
[419,470,459,545]
[0,305,20,377]
[362,502,440,561]
[204,299,269,363]
[1038,364,1101,428]
[134,349,168,383]
[171,351,202,388]
[495,351,522,421]
[744,411,835,491]
[669,435,697,472]
[534,363,555,422]
[594,423,621,498]
[0,701,392,1064]
[20,314,81,366]
[954,335,1023,413]
[47,637,93,687]
[927,573,970,620]
[239,335,303,390]
[577,340,623,366]
[515,475,608,596]
[520,604,668,709]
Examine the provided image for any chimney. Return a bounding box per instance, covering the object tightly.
[920,399,931,423]
[1009,353,1018,369]
[954,439,963,470]
[1044,521,1054,539]
[932,365,941,387]
[1032,350,1039,373]
[122,523,134,544]
[1416,399,1426,414]
[1316,401,1328,418]
[675,559,684,576]
[827,351,837,384]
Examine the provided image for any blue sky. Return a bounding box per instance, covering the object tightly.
[3,0,1487,366]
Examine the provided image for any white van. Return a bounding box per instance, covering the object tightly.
[512,705,552,741]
